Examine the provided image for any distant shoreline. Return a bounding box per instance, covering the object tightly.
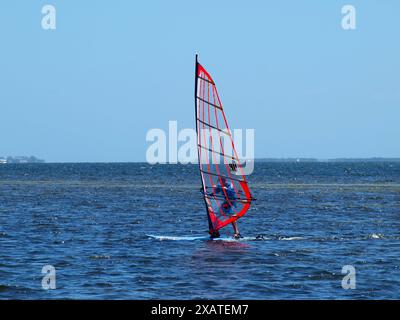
[255,158,400,163]
[0,156,45,164]
[1,158,400,164]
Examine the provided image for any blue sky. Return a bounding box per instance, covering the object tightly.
[0,1,399,162]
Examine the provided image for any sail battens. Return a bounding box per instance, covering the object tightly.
[196,96,223,110]
[196,119,230,135]
[197,144,235,160]
[199,168,245,183]
[198,76,215,85]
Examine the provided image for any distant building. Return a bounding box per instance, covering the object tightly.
[2,156,45,164]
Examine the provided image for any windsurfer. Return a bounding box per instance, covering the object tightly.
[215,177,242,239]
[195,57,252,241]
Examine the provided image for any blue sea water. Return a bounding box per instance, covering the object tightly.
[0,162,399,299]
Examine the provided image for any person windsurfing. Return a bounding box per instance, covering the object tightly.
[214,177,242,239]
[195,56,254,240]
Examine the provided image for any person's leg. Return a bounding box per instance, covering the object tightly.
[232,220,241,239]
[232,221,239,234]
[227,204,240,238]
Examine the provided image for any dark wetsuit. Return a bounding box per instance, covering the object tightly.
[215,182,236,215]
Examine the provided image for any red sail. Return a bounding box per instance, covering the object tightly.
[194,55,253,236]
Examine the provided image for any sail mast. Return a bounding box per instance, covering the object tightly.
[194,54,215,234]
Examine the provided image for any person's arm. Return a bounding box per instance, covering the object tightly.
[201,186,221,197]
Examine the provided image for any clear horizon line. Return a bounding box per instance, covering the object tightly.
[5,156,400,164]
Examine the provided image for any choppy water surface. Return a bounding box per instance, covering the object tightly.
[0,162,399,299]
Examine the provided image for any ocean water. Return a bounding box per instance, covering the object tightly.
[0,162,399,299]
